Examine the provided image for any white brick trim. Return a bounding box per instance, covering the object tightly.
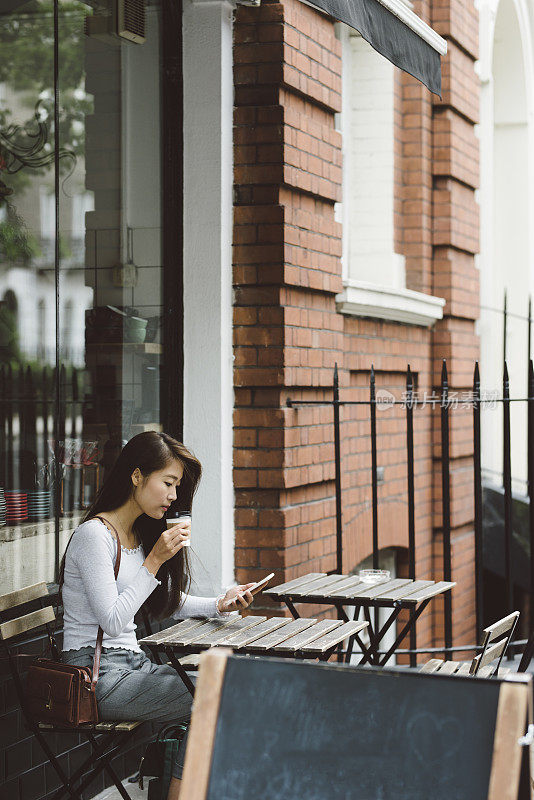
[336,281,445,327]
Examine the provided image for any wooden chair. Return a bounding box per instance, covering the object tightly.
[420,611,520,678]
[0,582,143,800]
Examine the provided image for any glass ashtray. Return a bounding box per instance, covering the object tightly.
[358,569,391,585]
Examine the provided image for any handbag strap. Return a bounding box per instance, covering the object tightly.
[91,516,122,688]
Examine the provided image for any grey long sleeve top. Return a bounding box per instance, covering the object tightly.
[61,518,228,653]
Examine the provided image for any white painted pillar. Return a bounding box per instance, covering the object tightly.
[182,0,235,594]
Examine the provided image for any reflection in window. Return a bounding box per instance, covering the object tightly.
[39,186,55,250]
[0,1,167,593]
[37,298,46,361]
[62,299,72,361]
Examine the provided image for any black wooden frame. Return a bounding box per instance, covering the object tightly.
[161,0,184,442]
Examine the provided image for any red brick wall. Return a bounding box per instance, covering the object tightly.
[233,0,479,656]
[431,0,480,646]
[233,0,343,606]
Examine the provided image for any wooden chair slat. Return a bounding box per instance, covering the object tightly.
[180,654,201,668]
[300,620,368,655]
[377,580,434,602]
[114,722,142,731]
[139,618,207,645]
[274,620,343,653]
[401,581,456,604]
[195,616,266,648]
[243,619,317,652]
[437,660,461,675]
[471,640,506,673]
[216,617,292,648]
[264,573,326,596]
[0,605,55,640]
[483,611,520,643]
[454,662,472,675]
[419,658,444,674]
[475,664,496,678]
[0,582,49,612]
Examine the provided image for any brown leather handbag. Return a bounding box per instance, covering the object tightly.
[25,517,121,726]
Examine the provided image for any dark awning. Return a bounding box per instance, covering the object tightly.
[303,0,446,96]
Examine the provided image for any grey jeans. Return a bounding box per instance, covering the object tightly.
[62,646,193,779]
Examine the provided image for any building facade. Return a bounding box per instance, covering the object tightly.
[232,0,481,653]
[1,0,517,796]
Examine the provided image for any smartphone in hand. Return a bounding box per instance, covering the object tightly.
[236,572,275,603]
[248,572,275,596]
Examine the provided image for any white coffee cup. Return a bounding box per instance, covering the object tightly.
[167,513,191,546]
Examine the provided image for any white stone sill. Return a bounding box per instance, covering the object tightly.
[336,281,445,327]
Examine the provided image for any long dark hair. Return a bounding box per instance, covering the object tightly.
[59,432,202,619]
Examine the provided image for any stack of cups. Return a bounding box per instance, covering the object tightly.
[0,488,5,526]
[28,490,52,521]
[5,491,28,524]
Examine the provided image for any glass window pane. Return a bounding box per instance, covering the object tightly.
[0,1,56,593]
[0,0,167,593]
[57,1,164,541]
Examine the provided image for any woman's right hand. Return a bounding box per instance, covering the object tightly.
[143,526,190,575]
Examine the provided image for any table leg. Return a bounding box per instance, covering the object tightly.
[285,598,300,619]
[378,599,431,666]
[358,606,402,666]
[333,603,350,663]
[347,632,369,664]
[360,606,380,665]
[338,604,357,663]
[164,647,196,696]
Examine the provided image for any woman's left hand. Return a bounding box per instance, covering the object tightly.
[217,583,256,613]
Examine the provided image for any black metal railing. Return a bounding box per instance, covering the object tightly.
[287,358,534,662]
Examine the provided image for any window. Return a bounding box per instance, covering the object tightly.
[335,24,444,327]
[0,0,175,593]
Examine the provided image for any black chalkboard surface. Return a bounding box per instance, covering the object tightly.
[181,651,531,800]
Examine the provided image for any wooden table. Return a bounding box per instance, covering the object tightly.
[138,614,368,694]
[264,572,456,666]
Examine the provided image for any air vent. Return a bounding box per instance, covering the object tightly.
[117,0,145,44]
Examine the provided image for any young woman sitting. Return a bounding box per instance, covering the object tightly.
[60,431,255,800]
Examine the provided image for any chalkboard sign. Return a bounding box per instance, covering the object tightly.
[181,650,531,800]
